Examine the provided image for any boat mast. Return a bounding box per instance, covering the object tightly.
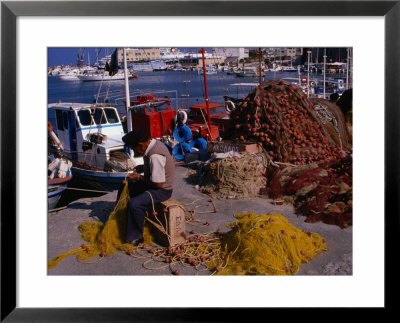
[200,48,212,138]
[123,48,133,133]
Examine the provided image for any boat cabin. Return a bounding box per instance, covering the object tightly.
[187,102,229,138]
[48,103,126,171]
[129,95,177,139]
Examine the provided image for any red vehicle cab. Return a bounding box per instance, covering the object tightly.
[187,102,230,139]
[128,95,177,139]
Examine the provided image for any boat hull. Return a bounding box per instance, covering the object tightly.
[77,74,125,82]
[48,175,72,210]
[71,166,126,191]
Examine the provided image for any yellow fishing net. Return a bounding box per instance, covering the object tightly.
[48,182,153,270]
[49,183,328,276]
[206,213,328,275]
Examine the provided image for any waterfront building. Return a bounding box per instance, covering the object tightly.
[212,47,249,60]
[117,48,161,63]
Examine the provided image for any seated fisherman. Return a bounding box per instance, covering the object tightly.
[117,129,175,246]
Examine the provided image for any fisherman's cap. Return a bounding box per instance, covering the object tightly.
[122,129,149,147]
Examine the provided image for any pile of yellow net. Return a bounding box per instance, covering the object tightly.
[207,213,328,275]
[49,183,328,276]
[48,183,152,270]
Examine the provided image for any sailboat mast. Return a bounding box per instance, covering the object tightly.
[123,48,133,133]
[201,48,212,136]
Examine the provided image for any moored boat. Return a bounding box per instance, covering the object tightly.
[48,155,72,210]
[77,71,126,82]
[48,175,72,210]
[48,102,142,191]
[235,67,258,78]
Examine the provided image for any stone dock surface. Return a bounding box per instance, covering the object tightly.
[48,164,352,275]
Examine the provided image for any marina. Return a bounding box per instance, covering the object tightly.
[48,47,353,276]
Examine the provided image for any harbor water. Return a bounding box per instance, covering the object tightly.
[48,70,347,112]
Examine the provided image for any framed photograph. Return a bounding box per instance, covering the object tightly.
[1,0,397,320]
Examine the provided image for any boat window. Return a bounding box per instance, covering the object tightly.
[133,106,152,114]
[63,111,69,130]
[77,109,93,126]
[104,108,119,123]
[153,104,169,112]
[55,110,64,131]
[93,108,107,124]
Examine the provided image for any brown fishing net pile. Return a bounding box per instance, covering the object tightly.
[224,79,352,164]
[263,155,353,228]
[198,152,268,199]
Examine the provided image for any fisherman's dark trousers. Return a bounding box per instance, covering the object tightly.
[116,181,173,243]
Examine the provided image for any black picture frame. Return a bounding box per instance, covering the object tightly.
[1,1,397,321]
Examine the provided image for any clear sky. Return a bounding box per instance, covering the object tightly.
[48,48,112,66]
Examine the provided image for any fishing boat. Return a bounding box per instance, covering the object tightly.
[48,175,72,210]
[235,67,258,78]
[48,102,142,191]
[312,79,346,99]
[77,70,127,82]
[198,65,217,75]
[48,154,72,210]
[282,65,297,72]
[56,70,80,80]
[186,102,228,139]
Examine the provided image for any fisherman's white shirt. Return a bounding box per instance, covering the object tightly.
[144,139,166,183]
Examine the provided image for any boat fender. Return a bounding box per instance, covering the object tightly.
[172,142,192,161]
[224,100,235,113]
[174,109,187,126]
[189,138,207,152]
[173,125,192,143]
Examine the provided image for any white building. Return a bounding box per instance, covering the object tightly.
[265,47,302,58]
[212,48,249,60]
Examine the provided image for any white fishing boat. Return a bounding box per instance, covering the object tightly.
[235,67,258,78]
[198,65,217,75]
[48,102,142,191]
[77,71,126,82]
[282,65,297,72]
[57,70,80,80]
